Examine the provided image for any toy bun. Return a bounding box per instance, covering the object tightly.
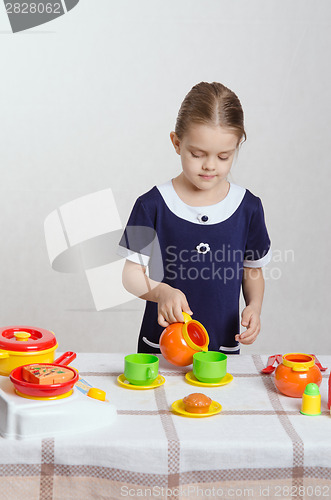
[183,392,211,414]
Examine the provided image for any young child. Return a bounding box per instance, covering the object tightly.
[118,82,271,354]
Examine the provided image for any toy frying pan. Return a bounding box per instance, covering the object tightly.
[9,351,78,399]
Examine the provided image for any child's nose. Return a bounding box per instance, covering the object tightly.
[202,158,216,171]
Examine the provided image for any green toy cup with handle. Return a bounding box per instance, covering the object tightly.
[124,353,159,386]
[193,351,227,383]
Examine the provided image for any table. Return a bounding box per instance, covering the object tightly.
[0,354,330,500]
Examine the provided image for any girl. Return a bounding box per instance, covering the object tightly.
[118,82,271,354]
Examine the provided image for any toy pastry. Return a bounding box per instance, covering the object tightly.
[183,392,212,414]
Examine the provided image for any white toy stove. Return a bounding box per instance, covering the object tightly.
[0,375,117,439]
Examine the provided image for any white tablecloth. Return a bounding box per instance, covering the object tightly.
[0,353,330,500]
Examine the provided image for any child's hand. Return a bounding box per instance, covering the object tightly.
[235,305,261,345]
[157,284,193,327]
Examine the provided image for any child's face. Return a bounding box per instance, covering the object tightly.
[171,123,239,192]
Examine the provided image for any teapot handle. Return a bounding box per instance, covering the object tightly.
[292,365,309,372]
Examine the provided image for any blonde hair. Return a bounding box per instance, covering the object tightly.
[175,82,246,144]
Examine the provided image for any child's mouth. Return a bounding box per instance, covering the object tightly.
[199,175,216,180]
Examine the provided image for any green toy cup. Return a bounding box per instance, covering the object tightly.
[193,351,227,383]
[124,353,159,386]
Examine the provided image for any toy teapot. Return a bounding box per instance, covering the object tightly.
[274,353,322,398]
[159,312,209,366]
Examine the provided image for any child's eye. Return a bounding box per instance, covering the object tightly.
[191,153,201,158]
[218,157,229,161]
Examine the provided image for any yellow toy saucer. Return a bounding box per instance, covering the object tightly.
[15,389,73,400]
[185,371,233,387]
[117,374,165,390]
[171,399,222,418]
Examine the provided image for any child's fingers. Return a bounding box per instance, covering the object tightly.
[238,317,260,338]
[158,290,193,326]
[247,316,258,333]
[182,304,193,316]
[237,308,261,344]
[238,324,260,344]
[168,307,183,324]
[182,299,193,316]
[174,304,185,323]
[170,307,182,324]
[158,303,176,325]
[241,309,252,327]
[241,323,258,339]
[157,313,169,328]
[238,330,259,344]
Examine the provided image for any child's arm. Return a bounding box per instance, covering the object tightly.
[122,260,193,327]
[235,267,265,345]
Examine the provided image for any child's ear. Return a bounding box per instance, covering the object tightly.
[170,131,181,154]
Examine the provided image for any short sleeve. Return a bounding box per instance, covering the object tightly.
[243,198,272,268]
[117,198,157,267]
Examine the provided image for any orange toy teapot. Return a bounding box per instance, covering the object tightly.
[274,353,322,398]
[159,313,209,366]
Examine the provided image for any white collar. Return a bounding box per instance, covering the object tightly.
[156,180,246,225]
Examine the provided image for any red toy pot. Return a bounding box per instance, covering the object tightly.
[0,325,58,376]
[274,353,322,398]
[159,313,209,366]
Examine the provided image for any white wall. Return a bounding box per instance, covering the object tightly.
[0,0,330,354]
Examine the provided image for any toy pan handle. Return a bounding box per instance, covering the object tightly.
[53,351,76,367]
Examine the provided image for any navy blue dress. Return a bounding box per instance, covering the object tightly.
[118,180,271,354]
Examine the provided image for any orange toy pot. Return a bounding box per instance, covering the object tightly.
[274,353,322,398]
[159,313,209,366]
